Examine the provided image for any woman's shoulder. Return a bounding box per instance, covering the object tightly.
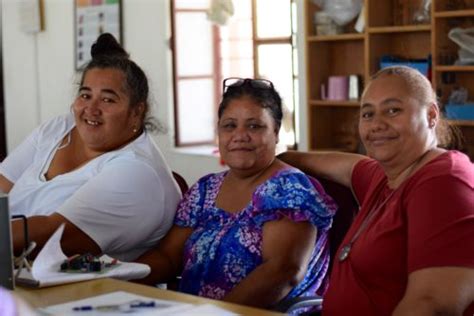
[270,160,306,176]
[198,170,227,181]
[175,171,225,203]
[255,165,329,204]
[100,133,171,174]
[34,113,73,140]
[266,164,318,187]
[419,150,473,178]
[352,157,383,177]
[252,165,336,229]
[253,165,297,189]
[409,150,474,189]
[174,171,226,224]
[433,150,472,168]
[189,171,226,191]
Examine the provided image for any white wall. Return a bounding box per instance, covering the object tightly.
[295,0,308,151]
[2,0,307,184]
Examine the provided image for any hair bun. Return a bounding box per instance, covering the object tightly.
[90,33,128,59]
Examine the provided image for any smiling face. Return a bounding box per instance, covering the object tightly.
[73,68,143,153]
[359,74,438,167]
[218,96,278,175]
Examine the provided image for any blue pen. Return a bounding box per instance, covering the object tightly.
[72,305,93,311]
[72,300,156,312]
[130,301,156,308]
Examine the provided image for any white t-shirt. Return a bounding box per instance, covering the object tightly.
[0,114,181,261]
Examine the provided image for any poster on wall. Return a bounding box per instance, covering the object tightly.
[75,0,122,70]
[19,0,45,33]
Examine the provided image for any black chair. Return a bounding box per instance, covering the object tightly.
[276,176,359,314]
[164,171,188,291]
[172,171,189,195]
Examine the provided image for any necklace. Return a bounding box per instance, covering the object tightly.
[338,149,433,262]
[338,187,395,261]
[57,131,71,150]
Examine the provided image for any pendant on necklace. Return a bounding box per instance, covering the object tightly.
[338,244,352,262]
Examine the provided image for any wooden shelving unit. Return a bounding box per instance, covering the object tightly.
[434,9,474,18]
[304,0,474,160]
[432,0,474,158]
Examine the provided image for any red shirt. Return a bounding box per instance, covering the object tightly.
[323,151,474,316]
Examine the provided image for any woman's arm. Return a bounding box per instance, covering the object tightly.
[223,217,317,308]
[134,225,193,285]
[53,159,181,261]
[0,119,44,186]
[0,175,13,193]
[393,267,474,316]
[396,163,474,315]
[278,151,366,187]
[12,213,100,257]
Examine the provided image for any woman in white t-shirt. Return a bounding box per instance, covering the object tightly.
[1,33,181,262]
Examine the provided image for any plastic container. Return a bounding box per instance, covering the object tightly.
[313,11,343,35]
[379,56,429,76]
[445,104,474,120]
[314,11,332,25]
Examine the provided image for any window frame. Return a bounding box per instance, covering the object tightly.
[171,1,222,146]
[171,0,295,147]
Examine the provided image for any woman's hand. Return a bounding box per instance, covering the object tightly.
[0,174,13,194]
[223,217,317,308]
[393,267,474,316]
[134,225,193,285]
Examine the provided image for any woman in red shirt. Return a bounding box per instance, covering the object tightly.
[281,66,474,316]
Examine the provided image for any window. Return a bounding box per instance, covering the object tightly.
[171,0,296,147]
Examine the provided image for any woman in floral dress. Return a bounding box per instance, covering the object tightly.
[137,78,336,309]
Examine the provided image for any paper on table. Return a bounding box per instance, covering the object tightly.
[39,291,194,316]
[172,304,238,316]
[16,224,150,287]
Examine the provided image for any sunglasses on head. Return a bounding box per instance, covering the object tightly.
[222,77,274,94]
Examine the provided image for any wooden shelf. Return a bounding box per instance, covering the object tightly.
[448,120,474,127]
[307,33,364,42]
[434,65,474,72]
[309,100,360,107]
[305,1,474,159]
[434,9,474,18]
[368,24,431,34]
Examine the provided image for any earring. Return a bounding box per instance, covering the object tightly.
[133,127,138,133]
[429,121,435,128]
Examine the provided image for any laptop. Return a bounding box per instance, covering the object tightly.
[0,193,14,289]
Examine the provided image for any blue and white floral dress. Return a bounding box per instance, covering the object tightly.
[175,167,337,302]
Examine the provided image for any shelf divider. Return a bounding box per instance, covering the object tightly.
[434,10,474,18]
[368,25,431,34]
[434,65,474,72]
[448,120,474,127]
[307,33,364,42]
